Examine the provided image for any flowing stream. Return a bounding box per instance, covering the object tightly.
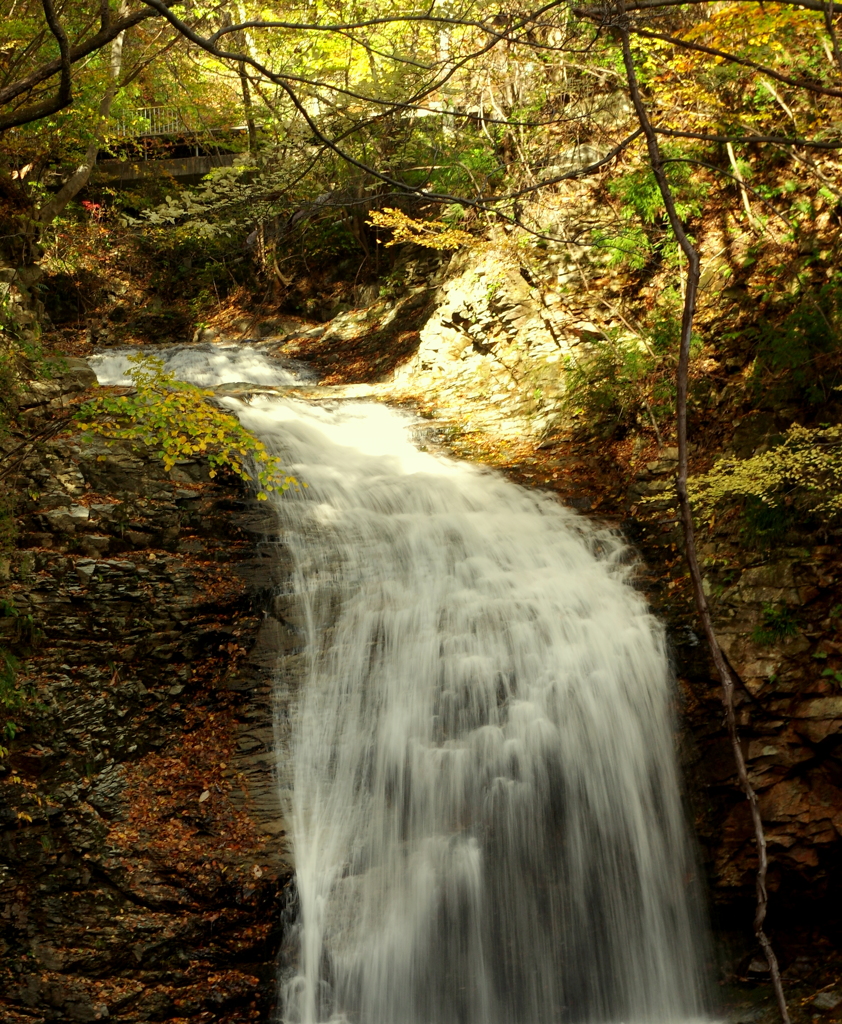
[92,344,711,1024]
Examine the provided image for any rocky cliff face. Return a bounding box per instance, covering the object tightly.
[687,544,842,917]
[0,364,295,1023]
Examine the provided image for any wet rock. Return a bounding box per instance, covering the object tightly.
[813,992,842,1012]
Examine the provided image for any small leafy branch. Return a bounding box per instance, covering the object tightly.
[692,423,842,521]
[75,356,297,500]
[368,208,477,251]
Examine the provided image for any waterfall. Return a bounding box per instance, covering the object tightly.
[92,346,711,1024]
[88,342,312,387]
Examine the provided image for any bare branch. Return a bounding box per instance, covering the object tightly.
[610,0,834,15]
[204,1,569,45]
[41,0,71,98]
[497,128,644,197]
[137,0,548,118]
[618,10,791,1024]
[632,25,842,99]
[655,126,842,149]
[37,2,130,225]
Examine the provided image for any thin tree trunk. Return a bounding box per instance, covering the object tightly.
[617,15,791,1024]
[234,1,259,152]
[238,61,258,152]
[725,141,759,229]
[822,2,842,72]
[37,3,129,226]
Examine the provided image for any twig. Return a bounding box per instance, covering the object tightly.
[0,415,72,480]
[758,79,797,125]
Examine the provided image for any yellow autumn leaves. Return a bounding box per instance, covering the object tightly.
[76,355,298,500]
[692,423,842,520]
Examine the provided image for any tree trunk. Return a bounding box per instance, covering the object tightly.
[234,1,258,152]
[36,3,129,227]
[238,61,258,152]
[617,14,792,1024]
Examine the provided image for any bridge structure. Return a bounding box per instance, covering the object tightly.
[92,106,246,185]
[113,105,187,138]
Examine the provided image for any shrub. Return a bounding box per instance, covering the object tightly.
[692,422,842,522]
[75,355,298,500]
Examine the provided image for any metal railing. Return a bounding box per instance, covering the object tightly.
[113,106,187,138]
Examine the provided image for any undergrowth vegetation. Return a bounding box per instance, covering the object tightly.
[594,155,708,272]
[693,422,842,522]
[749,281,842,407]
[558,291,705,439]
[75,356,299,500]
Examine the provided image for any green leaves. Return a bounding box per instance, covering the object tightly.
[593,150,708,272]
[75,355,298,498]
[692,423,842,522]
[752,603,799,645]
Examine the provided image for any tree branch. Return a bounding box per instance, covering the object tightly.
[203,1,569,45]
[654,126,842,149]
[0,2,181,118]
[598,0,837,15]
[37,2,129,225]
[618,12,791,1024]
[137,0,538,116]
[632,25,842,99]
[41,0,71,100]
[0,0,74,132]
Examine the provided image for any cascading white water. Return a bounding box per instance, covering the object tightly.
[92,345,711,1024]
[88,342,312,388]
[234,401,711,1024]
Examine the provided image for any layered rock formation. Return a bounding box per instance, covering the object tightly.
[0,365,293,1023]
